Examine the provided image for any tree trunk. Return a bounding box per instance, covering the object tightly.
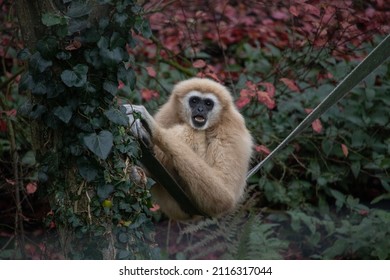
[14,0,116,259]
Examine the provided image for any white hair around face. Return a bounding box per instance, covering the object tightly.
[182,90,222,130]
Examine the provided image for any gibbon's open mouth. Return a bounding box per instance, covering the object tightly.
[192,115,207,127]
[194,116,205,123]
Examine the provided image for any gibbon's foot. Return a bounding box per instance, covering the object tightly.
[123,104,153,148]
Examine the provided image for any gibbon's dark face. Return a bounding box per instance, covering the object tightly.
[184,91,221,130]
[189,95,214,128]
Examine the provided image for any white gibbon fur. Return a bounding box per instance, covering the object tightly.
[125,78,253,220]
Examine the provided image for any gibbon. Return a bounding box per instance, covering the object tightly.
[125,78,253,220]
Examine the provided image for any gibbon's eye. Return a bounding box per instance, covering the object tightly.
[204,98,214,109]
[189,96,200,105]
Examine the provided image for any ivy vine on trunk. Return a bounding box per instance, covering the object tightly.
[15,0,158,259]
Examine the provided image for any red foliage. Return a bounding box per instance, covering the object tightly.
[280,78,301,93]
[305,108,323,134]
[236,81,276,110]
[146,66,157,78]
[255,145,271,155]
[341,144,349,157]
[142,0,389,62]
[141,88,159,101]
[26,182,38,194]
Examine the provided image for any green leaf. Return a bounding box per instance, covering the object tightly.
[104,108,128,126]
[21,150,36,166]
[53,106,73,124]
[77,157,98,181]
[42,13,65,27]
[30,52,52,73]
[66,2,91,18]
[61,64,88,87]
[117,65,136,90]
[31,82,47,95]
[97,184,114,200]
[330,189,346,210]
[103,81,118,95]
[350,161,361,178]
[134,17,152,38]
[17,48,31,60]
[29,104,47,119]
[114,13,128,28]
[322,239,349,259]
[83,130,113,160]
[56,51,71,60]
[37,37,58,58]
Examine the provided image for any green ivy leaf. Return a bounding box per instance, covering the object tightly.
[30,52,52,73]
[83,130,113,160]
[56,51,71,60]
[134,17,152,38]
[104,108,128,126]
[29,104,47,119]
[42,13,66,27]
[31,82,48,95]
[117,65,136,90]
[61,64,88,87]
[21,150,36,167]
[53,106,73,124]
[97,184,114,201]
[17,48,31,60]
[66,2,91,18]
[103,81,118,95]
[37,37,58,58]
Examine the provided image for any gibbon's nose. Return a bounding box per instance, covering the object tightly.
[197,106,204,112]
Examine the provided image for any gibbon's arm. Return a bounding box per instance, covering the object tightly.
[125,105,247,216]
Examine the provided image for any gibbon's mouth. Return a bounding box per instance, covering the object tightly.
[192,115,207,127]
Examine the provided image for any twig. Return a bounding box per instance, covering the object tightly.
[0,67,25,91]
[7,114,26,258]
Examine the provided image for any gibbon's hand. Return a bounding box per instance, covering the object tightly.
[123,104,153,148]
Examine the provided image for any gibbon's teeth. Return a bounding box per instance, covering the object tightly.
[194,116,205,123]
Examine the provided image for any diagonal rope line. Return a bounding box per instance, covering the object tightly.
[247,34,390,180]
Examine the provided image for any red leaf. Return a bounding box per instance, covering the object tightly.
[6,109,17,117]
[235,96,251,109]
[65,40,81,51]
[146,66,157,78]
[258,82,276,97]
[257,91,276,109]
[311,119,323,134]
[303,3,321,17]
[26,182,37,194]
[304,108,313,114]
[141,89,159,101]
[358,209,369,216]
[305,108,323,133]
[255,145,271,155]
[272,10,289,20]
[192,59,206,68]
[341,144,349,157]
[0,120,6,132]
[150,204,160,212]
[280,78,300,92]
[117,80,125,90]
[245,80,257,91]
[289,6,299,17]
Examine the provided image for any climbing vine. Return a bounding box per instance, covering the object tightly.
[18,0,158,259]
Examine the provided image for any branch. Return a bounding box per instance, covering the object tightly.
[0,67,25,91]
